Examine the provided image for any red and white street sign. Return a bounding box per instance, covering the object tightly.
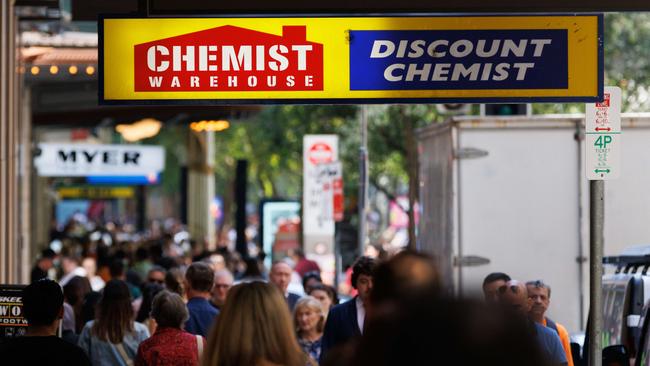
[308,142,334,165]
[303,135,339,285]
[303,135,339,236]
[586,86,621,180]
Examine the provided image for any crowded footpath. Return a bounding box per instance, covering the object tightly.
[0,223,575,365]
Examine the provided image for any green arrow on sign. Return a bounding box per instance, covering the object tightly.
[594,169,611,173]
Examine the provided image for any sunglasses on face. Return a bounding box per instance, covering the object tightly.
[148,278,164,284]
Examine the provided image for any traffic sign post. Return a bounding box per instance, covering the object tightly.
[303,135,339,284]
[585,86,620,366]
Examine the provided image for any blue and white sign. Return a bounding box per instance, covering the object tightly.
[349,29,568,91]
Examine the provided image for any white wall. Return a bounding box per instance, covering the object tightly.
[457,122,583,333]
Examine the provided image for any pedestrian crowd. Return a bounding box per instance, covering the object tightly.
[1,222,578,366]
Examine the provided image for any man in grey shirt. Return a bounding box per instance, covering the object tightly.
[499,280,568,366]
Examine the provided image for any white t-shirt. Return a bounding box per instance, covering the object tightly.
[356,296,366,334]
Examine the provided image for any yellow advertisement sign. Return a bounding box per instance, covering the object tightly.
[100,14,603,104]
[57,187,135,199]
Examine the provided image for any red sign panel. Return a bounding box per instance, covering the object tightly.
[134,25,324,92]
[596,92,610,108]
[333,174,344,222]
[308,142,334,165]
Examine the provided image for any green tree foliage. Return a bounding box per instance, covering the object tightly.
[534,13,650,114]
[365,105,442,198]
[212,106,358,202]
[605,13,650,111]
[212,105,442,209]
[208,104,442,248]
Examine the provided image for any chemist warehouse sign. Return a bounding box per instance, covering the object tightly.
[100,14,603,104]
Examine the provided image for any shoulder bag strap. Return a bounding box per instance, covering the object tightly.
[115,343,134,366]
[196,335,204,361]
[545,317,559,335]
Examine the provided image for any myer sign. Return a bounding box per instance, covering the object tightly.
[34,144,165,177]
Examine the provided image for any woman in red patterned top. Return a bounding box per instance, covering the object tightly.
[136,291,206,366]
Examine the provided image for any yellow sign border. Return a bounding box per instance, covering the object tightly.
[100,14,603,104]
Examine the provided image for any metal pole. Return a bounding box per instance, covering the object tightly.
[576,121,586,330]
[334,229,341,291]
[358,105,368,257]
[589,180,604,366]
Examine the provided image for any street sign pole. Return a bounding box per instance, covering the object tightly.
[358,105,368,257]
[589,180,604,366]
[585,86,621,366]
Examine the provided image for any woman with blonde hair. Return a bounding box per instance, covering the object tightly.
[202,281,309,366]
[294,296,325,363]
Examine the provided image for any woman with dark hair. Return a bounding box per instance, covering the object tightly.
[63,275,93,334]
[136,283,165,335]
[164,268,186,300]
[302,271,322,294]
[308,284,339,319]
[78,280,150,366]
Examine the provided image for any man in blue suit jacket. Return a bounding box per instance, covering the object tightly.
[270,261,302,311]
[320,256,376,363]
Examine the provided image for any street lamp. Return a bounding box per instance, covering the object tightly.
[189,120,230,132]
[115,118,162,142]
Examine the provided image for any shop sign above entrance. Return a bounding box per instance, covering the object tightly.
[100,14,603,105]
[34,143,165,177]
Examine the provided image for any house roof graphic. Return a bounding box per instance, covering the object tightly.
[135,25,322,48]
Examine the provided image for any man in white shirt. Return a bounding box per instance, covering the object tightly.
[320,256,376,363]
[59,256,87,287]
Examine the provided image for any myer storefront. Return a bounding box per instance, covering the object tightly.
[32,143,165,247]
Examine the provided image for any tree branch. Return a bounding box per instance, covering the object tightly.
[369,177,408,214]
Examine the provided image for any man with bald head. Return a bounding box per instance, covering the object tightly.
[270,260,301,311]
[499,280,568,366]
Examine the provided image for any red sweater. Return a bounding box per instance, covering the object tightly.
[135,327,204,366]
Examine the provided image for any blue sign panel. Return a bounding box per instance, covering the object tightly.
[349,29,568,91]
[87,174,160,185]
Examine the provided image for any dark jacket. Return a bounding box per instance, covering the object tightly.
[287,292,301,312]
[320,297,361,363]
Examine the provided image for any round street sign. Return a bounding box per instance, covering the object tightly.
[308,142,334,165]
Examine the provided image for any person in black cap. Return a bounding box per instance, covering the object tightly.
[30,248,56,283]
[0,279,90,365]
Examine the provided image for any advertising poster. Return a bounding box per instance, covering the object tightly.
[0,285,27,339]
[260,200,301,269]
